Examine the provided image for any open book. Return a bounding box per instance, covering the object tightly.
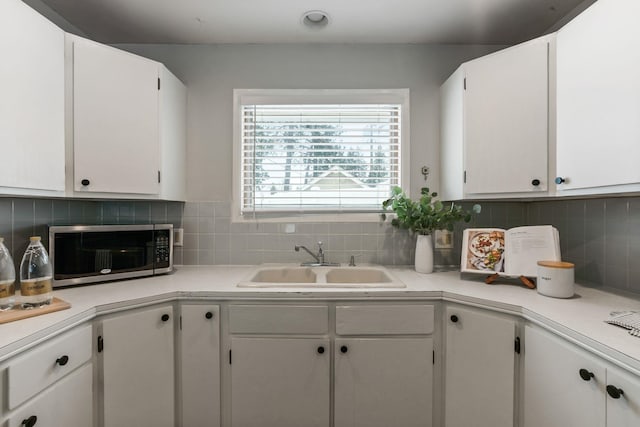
[461,225,561,278]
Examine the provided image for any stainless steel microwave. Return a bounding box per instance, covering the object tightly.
[49,224,173,288]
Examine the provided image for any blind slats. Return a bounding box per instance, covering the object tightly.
[241,103,402,213]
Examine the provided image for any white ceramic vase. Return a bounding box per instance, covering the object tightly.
[415,234,434,274]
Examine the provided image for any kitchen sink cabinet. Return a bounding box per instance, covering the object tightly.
[440,35,551,200]
[179,304,220,427]
[230,337,331,427]
[444,304,517,427]
[555,0,640,196]
[69,35,186,200]
[523,325,640,427]
[334,337,433,427]
[99,304,175,427]
[0,0,65,197]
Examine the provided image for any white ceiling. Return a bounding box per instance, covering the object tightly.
[33,0,590,45]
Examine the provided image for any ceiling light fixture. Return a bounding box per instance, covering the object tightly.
[302,10,330,29]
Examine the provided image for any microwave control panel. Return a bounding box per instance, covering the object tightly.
[154,231,171,268]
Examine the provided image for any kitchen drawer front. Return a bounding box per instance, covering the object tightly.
[7,363,92,427]
[336,305,434,335]
[7,324,92,410]
[229,305,329,334]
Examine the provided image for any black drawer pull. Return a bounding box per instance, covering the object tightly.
[579,369,594,381]
[205,311,213,319]
[317,346,325,354]
[161,314,170,322]
[340,345,348,354]
[22,415,37,427]
[450,315,459,323]
[56,355,69,366]
[607,385,624,399]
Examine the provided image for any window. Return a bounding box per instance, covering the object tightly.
[233,89,409,219]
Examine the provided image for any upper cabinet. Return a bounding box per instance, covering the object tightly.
[555,0,640,195]
[0,0,65,196]
[440,35,552,200]
[69,36,187,200]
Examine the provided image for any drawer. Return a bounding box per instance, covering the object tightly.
[229,305,328,334]
[7,324,92,410]
[336,305,434,335]
[7,363,92,427]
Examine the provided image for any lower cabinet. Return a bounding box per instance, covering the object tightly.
[523,325,640,427]
[230,337,330,427]
[444,305,518,427]
[179,304,220,427]
[228,303,435,427]
[334,337,433,427]
[99,304,175,427]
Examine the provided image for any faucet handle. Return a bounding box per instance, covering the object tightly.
[317,241,323,251]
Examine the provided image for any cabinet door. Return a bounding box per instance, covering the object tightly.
[334,337,433,427]
[445,305,516,427]
[180,305,220,427]
[606,367,640,426]
[523,325,605,427]
[0,0,64,194]
[230,337,330,427]
[464,37,549,195]
[73,37,160,195]
[556,0,640,192]
[7,364,92,427]
[101,305,174,427]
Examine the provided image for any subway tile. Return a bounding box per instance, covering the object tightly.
[604,262,628,292]
[213,250,230,265]
[13,199,34,227]
[198,234,215,251]
[118,202,134,224]
[151,202,168,223]
[82,202,102,224]
[327,235,345,252]
[344,235,363,251]
[173,248,183,266]
[198,217,215,233]
[102,202,119,225]
[0,200,12,228]
[133,202,151,224]
[34,200,53,223]
[246,234,265,251]
[183,202,197,218]
[183,217,198,234]
[214,219,230,234]
[183,233,198,250]
[214,233,230,252]
[198,250,214,265]
[213,202,231,218]
[229,234,247,252]
[182,249,198,265]
[312,223,330,236]
[167,202,184,228]
[68,201,84,224]
[605,198,629,238]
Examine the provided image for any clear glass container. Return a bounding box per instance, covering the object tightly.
[0,237,16,311]
[19,236,53,309]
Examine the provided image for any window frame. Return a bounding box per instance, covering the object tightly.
[232,88,410,222]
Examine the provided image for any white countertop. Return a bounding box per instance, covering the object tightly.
[1,265,639,374]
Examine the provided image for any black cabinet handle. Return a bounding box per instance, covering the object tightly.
[56,355,69,366]
[317,346,325,354]
[531,179,541,186]
[340,345,348,354]
[81,179,90,186]
[607,385,624,399]
[161,314,170,322]
[450,315,459,323]
[579,369,594,381]
[22,415,37,427]
[205,311,213,319]
[555,177,566,185]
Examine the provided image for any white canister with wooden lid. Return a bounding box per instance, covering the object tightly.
[537,261,575,298]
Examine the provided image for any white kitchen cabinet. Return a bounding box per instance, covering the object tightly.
[230,337,330,427]
[440,35,551,200]
[555,0,640,195]
[606,366,640,426]
[6,364,92,427]
[0,0,65,196]
[444,305,517,427]
[179,304,220,427]
[523,325,640,427]
[334,337,433,427]
[100,304,175,427]
[70,35,186,200]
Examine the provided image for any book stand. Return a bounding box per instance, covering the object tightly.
[485,273,536,289]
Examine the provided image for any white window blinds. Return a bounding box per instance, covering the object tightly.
[240,103,402,213]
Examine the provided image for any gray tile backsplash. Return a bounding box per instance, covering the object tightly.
[0,197,184,273]
[2,195,639,295]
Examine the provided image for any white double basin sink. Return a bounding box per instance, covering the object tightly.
[237,265,406,288]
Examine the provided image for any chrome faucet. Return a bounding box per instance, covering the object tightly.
[294,242,338,266]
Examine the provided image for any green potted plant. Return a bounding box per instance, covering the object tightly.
[381,186,480,273]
